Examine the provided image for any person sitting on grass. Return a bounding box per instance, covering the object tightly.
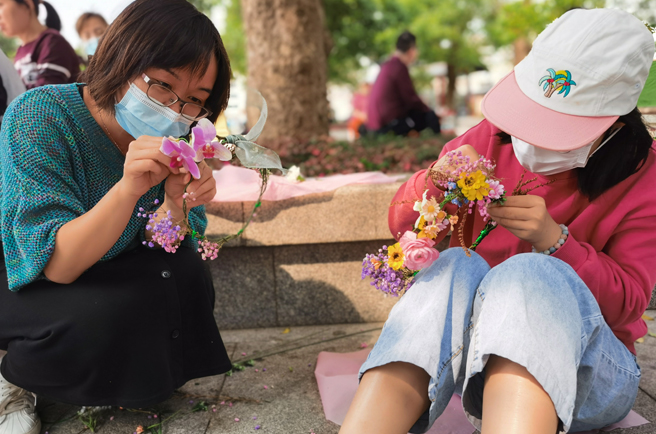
[341,8,656,434]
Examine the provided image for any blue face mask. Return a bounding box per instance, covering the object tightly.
[114,83,194,139]
[85,37,99,56]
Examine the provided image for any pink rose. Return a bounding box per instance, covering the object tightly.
[399,231,440,270]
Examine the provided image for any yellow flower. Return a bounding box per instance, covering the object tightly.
[418,223,440,239]
[387,243,405,270]
[457,170,490,201]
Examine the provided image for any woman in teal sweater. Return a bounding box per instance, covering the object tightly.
[0,1,233,433]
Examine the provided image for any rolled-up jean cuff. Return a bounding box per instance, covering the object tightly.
[462,340,575,432]
[359,353,434,433]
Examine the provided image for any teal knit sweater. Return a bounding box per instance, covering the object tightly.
[0,84,208,291]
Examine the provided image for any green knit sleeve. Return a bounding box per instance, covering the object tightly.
[184,204,208,249]
[0,89,86,291]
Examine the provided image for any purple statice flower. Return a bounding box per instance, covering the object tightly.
[362,251,412,297]
[149,210,185,253]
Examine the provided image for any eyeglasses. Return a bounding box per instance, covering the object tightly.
[142,74,212,121]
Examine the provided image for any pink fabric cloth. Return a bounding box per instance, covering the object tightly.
[314,350,649,434]
[314,350,473,434]
[211,165,406,202]
[389,119,656,355]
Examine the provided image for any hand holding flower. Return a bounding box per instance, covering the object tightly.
[119,135,179,201]
[487,195,561,251]
[165,161,217,210]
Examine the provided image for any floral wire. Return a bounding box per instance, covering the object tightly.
[180,169,270,249]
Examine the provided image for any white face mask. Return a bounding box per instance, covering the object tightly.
[510,127,623,176]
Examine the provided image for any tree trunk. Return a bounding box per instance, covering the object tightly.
[241,0,330,141]
[446,62,457,111]
[513,37,531,65]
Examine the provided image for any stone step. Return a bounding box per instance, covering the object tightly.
[206,180,411,329]
[206,180,656,329]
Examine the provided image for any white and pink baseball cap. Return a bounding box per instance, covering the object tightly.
[482,8,655,151]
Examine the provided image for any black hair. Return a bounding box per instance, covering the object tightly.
[14,0,61,31]
[396,31,416,53]
[496,108,653,201]
[83,0,231,123]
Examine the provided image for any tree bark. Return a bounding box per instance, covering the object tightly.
[513,37,531,65]
[241,0,330,141]
[446,62,457,111]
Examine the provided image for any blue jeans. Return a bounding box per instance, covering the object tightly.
[359,248,640,433]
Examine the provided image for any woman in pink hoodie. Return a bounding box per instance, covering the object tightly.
[340,8,656,434]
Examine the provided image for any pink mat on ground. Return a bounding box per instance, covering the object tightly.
[211,165,407,202]
[314,350,649,434]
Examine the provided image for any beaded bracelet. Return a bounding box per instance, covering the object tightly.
[532,224,569,255]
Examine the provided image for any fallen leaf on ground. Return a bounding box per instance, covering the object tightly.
[282,328,291,334]
[649,332,656,338]
[642,314,654,321]
[636,337,645,343]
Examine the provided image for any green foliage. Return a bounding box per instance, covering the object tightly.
[485,0,605,50]
[191,401,209,412]
[221,0,247,76]
[188,0,220,13]
[0,33,18,58]
[323,0,405,82]
[399,0,486,76]
[78,413,98,433]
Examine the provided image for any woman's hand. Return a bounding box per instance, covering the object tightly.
[487,195,563,251]
[118,136,177,201]
[164,161,217,211]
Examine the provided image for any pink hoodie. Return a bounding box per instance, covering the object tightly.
[389,120,656,354]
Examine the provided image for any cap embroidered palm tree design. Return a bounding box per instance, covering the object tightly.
[539,68,577,98]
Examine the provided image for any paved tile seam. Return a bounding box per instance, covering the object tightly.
[273,245,280,327]
[639,385,656,404]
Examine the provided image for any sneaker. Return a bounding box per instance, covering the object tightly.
[0,362,40,434]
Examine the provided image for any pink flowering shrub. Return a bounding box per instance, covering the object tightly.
[219,133,454,176]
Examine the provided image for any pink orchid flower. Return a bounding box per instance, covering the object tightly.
[195,140,232,162]
[190,118,233,162]
[160,136,201,179]
[191,118,216,148]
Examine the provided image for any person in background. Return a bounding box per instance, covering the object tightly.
[347,81,371,141]
[76,12,108,58]
[0,48,24,124]
[0,0,80,89]
[366,31,440,137]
